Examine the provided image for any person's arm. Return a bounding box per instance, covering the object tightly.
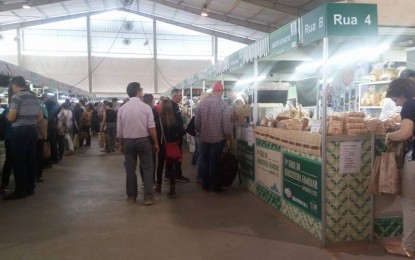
[6,109,17,122]
[149,127,159,154]
[100,111,106,132]
[194,107,201,132]
[116,110,123,153]
[386,118,414,143]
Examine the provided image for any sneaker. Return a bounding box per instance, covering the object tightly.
[126,197,136,203]
[175,175,189,183]
[144,198,155,206]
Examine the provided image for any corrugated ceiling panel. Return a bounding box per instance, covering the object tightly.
[37,4,70,17]
[0,11,23,23]
[204,0,239,12]
[12,8,45,21]
[153,3,178,19]
[228,2,263,19]
[61,0,90,14]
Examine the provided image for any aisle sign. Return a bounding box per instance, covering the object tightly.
[283,153,322,219]
[269,21,298,57]
[255,141,283,195]
[300,4,326,45]
[326,3,377,36]
[300,3,377,45]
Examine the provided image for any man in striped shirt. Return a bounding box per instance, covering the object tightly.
[195,82,232,193]
[4,76,43,200]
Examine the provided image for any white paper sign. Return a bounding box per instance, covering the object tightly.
[247,126,254,146]
[339,141,362,174]
[310,120,321,134]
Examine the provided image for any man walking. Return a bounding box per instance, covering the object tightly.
[117,82,159,205]
[195,82,232,193]
[4,76,43,200]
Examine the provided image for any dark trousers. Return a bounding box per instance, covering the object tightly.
[199,140,225,191]
[1,140,12,187]
[165,139,184,178]
[57,134,65,160]
[48,128,58,163]
[81,125,91,147]
[11,126,38,195]
[105,123,117,152]
[165,159,179,184]
[36,140,44,179]
[124,138,154,199]
[156,143,165,185]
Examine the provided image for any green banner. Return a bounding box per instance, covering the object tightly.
[229,51,243,72]
[269,21,298,57]
[237,139,255,179]
[326,3,377,36]
[283,152,322,219]
[300,4,326,45]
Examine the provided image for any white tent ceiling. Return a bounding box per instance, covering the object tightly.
[0,0,341,44]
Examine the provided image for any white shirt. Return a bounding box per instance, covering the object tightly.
[379,98,401,120]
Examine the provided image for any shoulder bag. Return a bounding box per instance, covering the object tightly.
[159,117,182,161]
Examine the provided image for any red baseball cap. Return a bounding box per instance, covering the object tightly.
[212,82,224,92]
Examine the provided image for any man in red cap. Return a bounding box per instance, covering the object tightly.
[195,82,232,193]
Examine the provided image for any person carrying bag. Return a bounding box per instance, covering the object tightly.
[157,100,185,198]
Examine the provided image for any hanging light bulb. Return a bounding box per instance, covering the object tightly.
[22,1,31,9]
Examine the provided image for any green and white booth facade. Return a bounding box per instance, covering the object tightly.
[174,3,414,245]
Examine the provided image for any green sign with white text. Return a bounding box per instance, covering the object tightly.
[326,3,377,36]
[229,51,243,72]
[300,3,377,45]
[269,21,298,57]
[283,152,322,220]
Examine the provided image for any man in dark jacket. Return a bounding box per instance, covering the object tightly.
[169,89,189,183]
[41,93,61,165]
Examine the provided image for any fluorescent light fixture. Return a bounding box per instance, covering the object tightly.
[235,75,266,86]
[201,5,208,17]
[22,3,31,9]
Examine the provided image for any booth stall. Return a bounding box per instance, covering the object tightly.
[169,2,411,245]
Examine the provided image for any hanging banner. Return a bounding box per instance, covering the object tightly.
[269,20,299,57]
[283,152,322,219]
[255,140,283,195]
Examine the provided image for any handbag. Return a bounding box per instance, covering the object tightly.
[99,133,105,148]
[378,150,400,194]
[159,117,182,161]
[73,133,80,149]
[368,155,381,195]
[43,141,51,159]
[65,133,74,152]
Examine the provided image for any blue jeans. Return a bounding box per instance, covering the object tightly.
[199,140,225,191]
[11,125,38,195]
[123,137,154,199]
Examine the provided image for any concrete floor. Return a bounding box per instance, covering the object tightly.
[0,137,405,259]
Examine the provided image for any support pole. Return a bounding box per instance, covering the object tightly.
[87,16,93,94]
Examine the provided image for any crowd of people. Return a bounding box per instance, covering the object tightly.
[0,77,234,204]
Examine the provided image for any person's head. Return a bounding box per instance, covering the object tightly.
[143,94,154,107]
[212,82,224,96]
[10,76,28,94]
[112,98,118,104]
[87,103,94,111]
[199,92,212,103]
[399,69,415,80]
[386,78,415,106]
[106,102,113,109]
[160,99,175,128]
[126,82,143,98]
[170,89,182,103]
[61,103,69,109]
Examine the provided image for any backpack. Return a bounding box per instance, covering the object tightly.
[219,152,239,187]
[186,116,196,136]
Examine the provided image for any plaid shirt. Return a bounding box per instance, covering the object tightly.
[195,95,232,143]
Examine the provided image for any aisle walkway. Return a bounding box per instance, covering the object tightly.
[0,138,403,259]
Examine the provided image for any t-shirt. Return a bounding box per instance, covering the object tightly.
[10,90,40,128]
[400,98,415,159]
[105,109,117,123]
